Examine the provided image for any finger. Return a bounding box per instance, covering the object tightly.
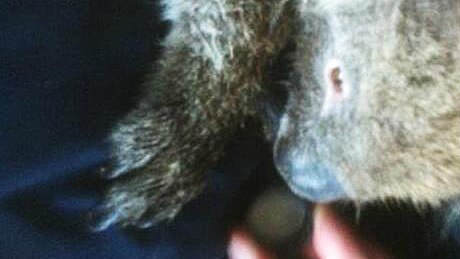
[228,230,275,259]
[308,204,391,259]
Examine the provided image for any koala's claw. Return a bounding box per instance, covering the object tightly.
[98,159,146,180]
[88,202,165,232]
[133,209,164,229]
[97,163,116,179]
[88,191,174,232]
[90,160,205,231]
[87,204,121,232]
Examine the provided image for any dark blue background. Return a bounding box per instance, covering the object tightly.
[0,1,268,258]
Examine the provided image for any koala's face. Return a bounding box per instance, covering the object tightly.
[275,0,460,203]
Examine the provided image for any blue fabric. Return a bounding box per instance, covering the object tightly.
[0,1,265,258]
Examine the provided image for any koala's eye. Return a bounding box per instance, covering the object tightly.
[321,59,350,116]
[329,67,343,94]
[324,59,348,99]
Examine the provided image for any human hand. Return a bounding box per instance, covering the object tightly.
[228,204,392,259]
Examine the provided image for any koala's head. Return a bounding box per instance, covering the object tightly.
[274,0,460,204]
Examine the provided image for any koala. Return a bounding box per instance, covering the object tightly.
[90,0,460,245]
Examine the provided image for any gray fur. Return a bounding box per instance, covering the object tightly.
[91,0,460,234]
[91,0,294,230]
[275,0,460,204]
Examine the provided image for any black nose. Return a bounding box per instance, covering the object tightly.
[274,145,346,202]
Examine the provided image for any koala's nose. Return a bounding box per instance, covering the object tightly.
[286,162,346,202]
[274,143,346,202]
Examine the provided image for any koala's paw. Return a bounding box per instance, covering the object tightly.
[88,163,205,231]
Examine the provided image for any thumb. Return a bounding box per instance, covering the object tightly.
[228,230,275,259]
[307,205,391,259]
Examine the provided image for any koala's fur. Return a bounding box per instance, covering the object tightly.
[276,0,460,204]
[90,0,460,240]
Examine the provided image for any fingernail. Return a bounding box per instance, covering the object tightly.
[228,232,259,259]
